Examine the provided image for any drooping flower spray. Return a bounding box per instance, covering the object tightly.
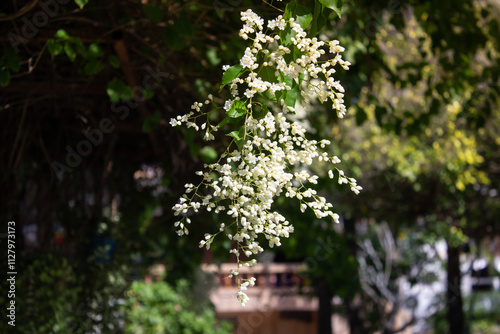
[171,8,361,306]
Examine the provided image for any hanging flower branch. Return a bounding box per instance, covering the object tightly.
[171,2,361,306]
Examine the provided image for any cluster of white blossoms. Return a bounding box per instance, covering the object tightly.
[236,9,351,117]
[171,9,360,307]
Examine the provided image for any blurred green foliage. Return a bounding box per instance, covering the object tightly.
[0,255,81,333]
[431,291,500,334]
[122,280,232,334]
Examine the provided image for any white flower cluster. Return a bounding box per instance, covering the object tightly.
[237,9,351,118]
[171,9,360,307]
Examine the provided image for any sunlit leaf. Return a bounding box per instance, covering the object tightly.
[318,0,344,18]
[64,42,77,61]
[227,100,247,118]
[107,80,132,102]
[55,29,70,40]
[222,65,243,85]
[88,43,104,57]
[74,0,89,9]
[47,39,63,56]
[200,146,218,163]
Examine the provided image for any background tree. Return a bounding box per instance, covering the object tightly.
[325,1,500,333]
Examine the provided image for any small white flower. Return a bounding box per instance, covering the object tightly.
[237,291,250,307]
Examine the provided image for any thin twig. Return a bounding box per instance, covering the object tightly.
[11,44,47,79]
[0,0,38,21]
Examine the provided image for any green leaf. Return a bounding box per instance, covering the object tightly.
[215,114,246,130]
[227,130,242,141]
[142,5,164,23]
[284,81,299,109]
[215,116,231,129]
[263,89,279,104]
[227,127,246,150]
[318,0,344,18]
[175,12,194,38]
[108,55,120,69]
[5,49,21,73]
[281,74,297,108]
[164,26,185,50]
[88,43,104,57]
[142,111,162,133]
[281,2,312,46]
[55,29,70,40]
[74,0,89,9]
[258,66,279,83]
[64,42,77,61]
[291,2,313,29]
[283,1,295,20]
[310,3,332,36]
[0,69,10,87]
[280,25,293,46]
[310,2,322,37]
[253,104,270,120]
[107,80,132,102]
[67,37,87,57]
[227,100,247,118]
[222,65,243,85]
[200,146,218,163]
[47,39,63,56]
[206,48,221,66]
[83,59,105,75]
[259,67,281,103]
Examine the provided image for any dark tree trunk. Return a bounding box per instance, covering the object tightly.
[317,277,332,334]
[447,243,465,334]
[344,299,363,334]
[343,217,364,334]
